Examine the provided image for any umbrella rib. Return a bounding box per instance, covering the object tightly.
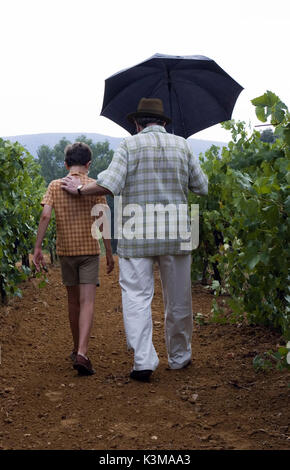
[173,76,233,117]
[102,71,163,112]
[171,83,187,137]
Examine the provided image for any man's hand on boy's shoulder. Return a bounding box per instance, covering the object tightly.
[61,175,81,195]
[106,252,115,274]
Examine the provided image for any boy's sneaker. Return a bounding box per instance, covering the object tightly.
[73,354,95,376]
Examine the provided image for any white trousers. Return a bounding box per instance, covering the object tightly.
[119,255,193,371]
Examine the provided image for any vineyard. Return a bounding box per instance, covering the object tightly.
[0,92,289,450]
[1,91,289,340]
[190,91,290,341]
[0,141,56,303]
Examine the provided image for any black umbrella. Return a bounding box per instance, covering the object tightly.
[100,53,243,139]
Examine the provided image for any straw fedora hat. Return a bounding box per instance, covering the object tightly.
[127,98,171,124]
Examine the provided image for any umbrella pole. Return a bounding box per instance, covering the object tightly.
[168,78,186,136]
[168,80,174,134]
[163,62,174,135]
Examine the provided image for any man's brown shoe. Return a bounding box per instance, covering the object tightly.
[73,354,95,376]
[181,359,192,369]
[130,369,152,382]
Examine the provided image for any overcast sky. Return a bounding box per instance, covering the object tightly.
[1,0,289,142]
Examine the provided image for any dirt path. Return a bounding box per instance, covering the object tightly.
[0,256,289,450]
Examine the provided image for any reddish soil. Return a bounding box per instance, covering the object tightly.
[0,256,289,450]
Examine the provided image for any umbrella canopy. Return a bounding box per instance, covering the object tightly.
[100,53,243,139]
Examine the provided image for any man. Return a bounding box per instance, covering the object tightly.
[62,98,208,382]
[33,142,114,376]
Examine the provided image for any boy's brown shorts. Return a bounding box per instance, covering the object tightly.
[59,255,100,286]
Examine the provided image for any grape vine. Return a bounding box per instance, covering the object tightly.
[0,139,56,302]
[190,91,290,338]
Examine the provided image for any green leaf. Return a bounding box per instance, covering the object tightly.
[247,254,261,270]
[283,128,290,146]
[284,196,290,215]
[38,280,48,289]
[272,105,286,124]
[251,91,279,108]
[255,106,267,122]
[251,95,267,107]
[259,253,270,265]
[278,347,289,356]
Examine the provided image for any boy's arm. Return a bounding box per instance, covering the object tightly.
[102,237,114,274]
[33,204,53,271]
[94,200,114,274]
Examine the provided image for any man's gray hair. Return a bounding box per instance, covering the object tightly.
[135,116,165,127]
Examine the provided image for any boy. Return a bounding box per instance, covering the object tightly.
[33,142,114,375]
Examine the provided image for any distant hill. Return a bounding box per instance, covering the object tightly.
[2,132,226,158]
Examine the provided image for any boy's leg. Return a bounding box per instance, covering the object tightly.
[76,255,99,357]
[60,255,98,370]
[78,284,96,357]
[59,256,80,355]
[66,285,80,352]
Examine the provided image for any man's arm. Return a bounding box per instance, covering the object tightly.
[61,177,112,196]
[61,140,128,197]
[33,204,53,271]
[187,145,208,196]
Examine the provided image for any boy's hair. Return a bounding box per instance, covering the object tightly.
[64,142,92,167]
